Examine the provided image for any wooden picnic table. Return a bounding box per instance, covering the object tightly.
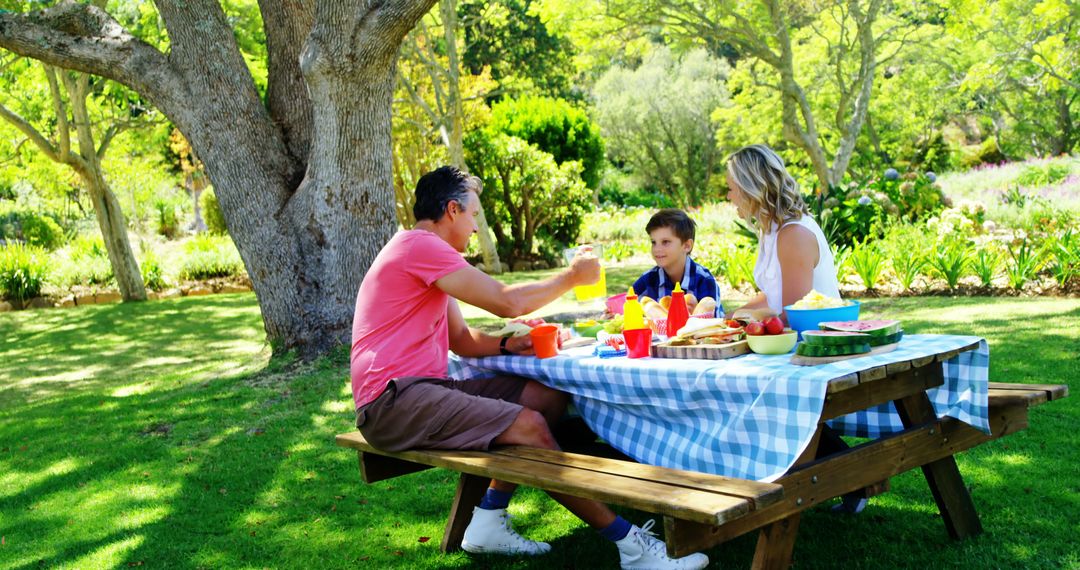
[340,338,1067,569]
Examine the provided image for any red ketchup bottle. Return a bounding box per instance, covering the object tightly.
[666,282,690,338]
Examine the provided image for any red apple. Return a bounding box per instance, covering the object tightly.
[745,322,766,336]
[763,316,785,335]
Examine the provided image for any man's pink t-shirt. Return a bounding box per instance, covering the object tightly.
[350,229,470,410]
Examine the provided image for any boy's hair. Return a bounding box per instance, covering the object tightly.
[726,144,808,233]
[413,166,483,222]
[646,209,697,242]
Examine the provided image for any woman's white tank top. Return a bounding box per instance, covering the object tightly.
[753,215,841,315]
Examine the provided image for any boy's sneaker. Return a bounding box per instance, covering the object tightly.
[461,507,551,555]
[615,520,709,570]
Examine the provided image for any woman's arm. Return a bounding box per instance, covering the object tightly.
[776,224,820,321]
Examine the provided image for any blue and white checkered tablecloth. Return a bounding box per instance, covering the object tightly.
[449,334,989,482]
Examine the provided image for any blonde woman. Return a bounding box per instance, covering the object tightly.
[726,144,841,323]
[726,146,866,512]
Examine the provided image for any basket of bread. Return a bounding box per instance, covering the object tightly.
[640,294,718,336]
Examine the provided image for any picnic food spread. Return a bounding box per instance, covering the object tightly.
[794,320,904,358]
[790,290,853,309]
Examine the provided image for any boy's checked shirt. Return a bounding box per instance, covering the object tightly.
[631,255,723,317]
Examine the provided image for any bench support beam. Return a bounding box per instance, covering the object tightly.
[895,389,983,539]
[441,473,489,552]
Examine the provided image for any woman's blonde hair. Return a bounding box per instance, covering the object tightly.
[726,144,808,233]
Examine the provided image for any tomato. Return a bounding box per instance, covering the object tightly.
[745,322,766,336]
[725,319,742,329]
[763,316,785,335]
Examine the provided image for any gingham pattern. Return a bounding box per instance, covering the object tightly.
[449,334,989,482]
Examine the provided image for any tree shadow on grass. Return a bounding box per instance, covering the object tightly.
[0,294,266,408]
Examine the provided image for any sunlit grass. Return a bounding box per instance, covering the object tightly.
[0,285,1077,568]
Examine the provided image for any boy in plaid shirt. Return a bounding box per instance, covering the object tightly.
[631,209,722,317]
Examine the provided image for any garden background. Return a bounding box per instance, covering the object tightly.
[1,0,1078,568]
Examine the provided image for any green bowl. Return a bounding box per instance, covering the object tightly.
[746,331,798,354]
[573,321,604,337]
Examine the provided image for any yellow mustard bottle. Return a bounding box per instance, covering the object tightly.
[622,286,647,331]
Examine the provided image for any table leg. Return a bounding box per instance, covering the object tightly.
[749,425,823,569]
[440,473,489,552]
[894,386,983,540]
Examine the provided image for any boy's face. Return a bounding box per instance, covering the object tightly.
[649,227,693,271]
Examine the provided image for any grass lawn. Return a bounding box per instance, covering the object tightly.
[1,281,1078,569]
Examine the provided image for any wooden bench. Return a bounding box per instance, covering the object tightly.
[335,431,783,552]
[336,379,1067,565]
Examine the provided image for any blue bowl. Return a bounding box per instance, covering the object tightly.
[784,301,861,336]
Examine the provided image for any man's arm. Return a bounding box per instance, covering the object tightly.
[446,299,533,357]
[436,254,600,318]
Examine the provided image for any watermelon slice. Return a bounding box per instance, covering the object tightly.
[819,320,902,337]
[801,330,871,347]
[796,342,871,357]
[867,330,904,347]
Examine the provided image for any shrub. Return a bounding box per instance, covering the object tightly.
[929,240,971,290]
[716,244,756,291]
[880,223,929,291]
[971,244,1004,288]
[200,188,228,235]
[833,245,854,284]
[488,96,605,189]
[140,251,168,291]
[849,239,887,291]
[0,243,50,303]
[56,235,114,287]
[1045,230,1079,288]
[1004,239,1043,290]
[179,234,244,280]
[1016,162,1071,187]
[19,213,66,250]
[154,200,180,239]
[466,131,592,265]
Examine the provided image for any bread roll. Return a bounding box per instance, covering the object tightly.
[643,299,668,320]
[692,296,716,316]
[659,296,672,310]
[685,292,698,312]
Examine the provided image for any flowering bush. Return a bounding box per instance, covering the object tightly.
[926,208,978,241]
[808,169,948,248]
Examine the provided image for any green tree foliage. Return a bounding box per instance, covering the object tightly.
[488,95,604,189]
[953,0,1080,157]
[465,131,592,264]
[459,0,578,100]
[200,188,228,235]
[594,47,729,207]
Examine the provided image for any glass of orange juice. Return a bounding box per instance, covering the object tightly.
[563,245,606,301]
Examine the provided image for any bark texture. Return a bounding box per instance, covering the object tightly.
[0,0,438,357]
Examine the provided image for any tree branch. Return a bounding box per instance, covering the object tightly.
[42,64,71,160]
[0,101,60,162]
[0,2,186,117]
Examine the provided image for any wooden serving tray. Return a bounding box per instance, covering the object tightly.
[652,339,750,360]
[789,342,899,366]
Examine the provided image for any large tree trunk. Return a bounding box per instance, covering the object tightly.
[1,0,439,357]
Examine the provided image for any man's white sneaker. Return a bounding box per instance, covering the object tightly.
[461,507,552,556]
[615,520,709,570]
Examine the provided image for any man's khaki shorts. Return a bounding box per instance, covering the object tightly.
[356,375,527,452]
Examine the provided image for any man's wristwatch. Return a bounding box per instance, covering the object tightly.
[499,336,513,356]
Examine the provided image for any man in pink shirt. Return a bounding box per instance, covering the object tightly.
[351,166,708,570]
